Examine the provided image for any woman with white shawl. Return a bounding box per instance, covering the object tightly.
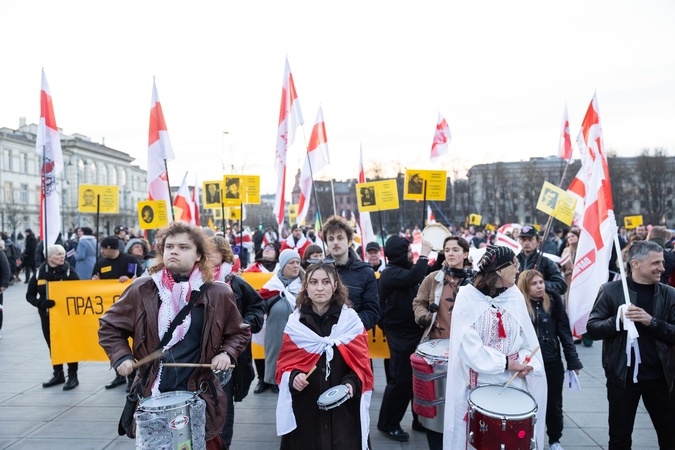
[443,245,547,449]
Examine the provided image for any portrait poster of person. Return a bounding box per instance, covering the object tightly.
[225,177,240,199]
[141,205,154,224]
[205,182,221,204]
[82,189,96,207]
[407,173,423,194]
[360,186,376,207]
[542,188,559,210]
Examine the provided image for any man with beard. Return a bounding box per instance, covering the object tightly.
[280,224,311,258]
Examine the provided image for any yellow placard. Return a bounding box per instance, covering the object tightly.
[536,181,578,226]
[485,223,495,232]
[78,185,119,213]
[288,204,299,226]
[356,180,400,213]
[533,224,541,231]
[221,175,261,206]
[48,280,131,365]
[137,200,170,230]
[213,208,222,220]
[624,215,643,229]
[227,207,242,220]
[403,169,447,201]
[203,181,223,209]
[469,214,482,226]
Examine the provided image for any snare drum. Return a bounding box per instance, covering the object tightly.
[468,384,537,450]
[317,385,350,411]
[412,338,449,433]
[137,391,197,450]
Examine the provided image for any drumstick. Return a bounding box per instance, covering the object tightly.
[162,363,236,368]
[132,349,164,369]
[499,346,540,395]
[305,365,317,380]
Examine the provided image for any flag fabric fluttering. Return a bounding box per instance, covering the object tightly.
[566,167,586,225]
[147,78,175,222]
[36,69,64,247]
[173,172,193,224]
[426,205,436,224]
[191,174,200,226]
[296,107,329,226]
[558,104,573,161]
[358,146,376,259]
[429,113,452,162]
[567,93,617,338]
[273,57,304,232]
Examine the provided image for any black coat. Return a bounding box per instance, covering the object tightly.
[517,250,567,297]
[281,304,363,450]
[0,250,10,289]
[23,233,37,261]
[529,293,583,369]
[334,250,380,331]
[26,262,80,309]
[587,278,675,391]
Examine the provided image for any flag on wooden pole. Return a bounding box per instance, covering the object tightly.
[147,78,175,222]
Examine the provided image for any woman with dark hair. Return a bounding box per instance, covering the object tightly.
[301,244,324,269]
[275,262,374,449]
[245,242,279,273]
[442,245,547,449]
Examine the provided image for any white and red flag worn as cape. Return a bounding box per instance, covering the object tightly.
[296,107,329,226]
[567,93,617,336]
[147,78,175,221]
[357,145,376,260]
[173,172,193,224]
[429,112,452,162]
[558,104,573,161]
[275,306,373,449]
[274,58,304,231]
[190,174,200,226]
[36,70,64,247]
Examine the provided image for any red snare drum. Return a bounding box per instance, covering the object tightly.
[468,384,537,450]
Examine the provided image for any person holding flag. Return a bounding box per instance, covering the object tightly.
[275,262,373,449]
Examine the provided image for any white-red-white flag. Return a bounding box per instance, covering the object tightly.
[429,113,452,162]
[358,145,376,260]
[191,174,200,226]
[427,205,436,224]
[296,107,329,226]
[173,172,193,224]
[566,167,586,225]
[558,104,573,160]
[568,93,616,336]
[495,232,522,253]
[36,69,64,246]
[273,57,304,231]
[148,78,175,221]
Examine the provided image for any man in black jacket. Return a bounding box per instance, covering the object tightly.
[23,229,37,284]
[517,225,567,296]
[377,235,432,442]
[587,240,675,450]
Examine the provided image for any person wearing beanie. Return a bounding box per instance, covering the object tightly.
[280,224,311,258]
[258,249,303,394]
[443,245,547,449]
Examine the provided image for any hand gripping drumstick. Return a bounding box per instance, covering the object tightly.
[305,365,317,383]
[499,345,540,395]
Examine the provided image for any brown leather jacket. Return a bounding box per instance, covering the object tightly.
[98,276,250,440]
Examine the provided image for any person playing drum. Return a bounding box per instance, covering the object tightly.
[442,245,548,449]
[275,262,374,450]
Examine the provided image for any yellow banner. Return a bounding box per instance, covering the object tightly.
[221,175,261,206]
[226,207,242,220]
[624,215,643,229]
[469,214,482,226]
[203,180,223,209]
[535,181,578,226]
[485,223,495,232]
[137,200,170,229]
[49,280,131,365]
[213,208,222,220]
[288,204,299,226]
[403,169,447,201]
[78,185,119,213]
[356,180,399,213]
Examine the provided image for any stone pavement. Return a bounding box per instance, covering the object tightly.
[0,280,661,449]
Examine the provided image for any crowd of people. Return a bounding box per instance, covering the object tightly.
[1,215,674,450]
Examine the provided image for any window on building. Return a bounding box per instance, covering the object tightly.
[19,153,26,173]
[20,184,28,204]
[339,197,344,204]
[100,164,108,185]
[89,162,97,184]
[120,169,127,187]
[6,150,12,171]
[2,150,9,170]
[4,182,12,203]
[110,167,117,185]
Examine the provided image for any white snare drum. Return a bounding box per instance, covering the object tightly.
[317,385,350,411]
[422,224,451,252]
[138,391,196,449]
[412,339,449,433]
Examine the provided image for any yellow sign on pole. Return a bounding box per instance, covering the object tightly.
[203,181,223,209]
[288,204,299,226]
[221,175,261,206]
[403,169,447,201]
[485,223,495,232]
[535,181,578,226]
[137,200,170,229]
[469,214,482,226]
[356,180,400,213]
[624,215,643,229]
[213,208,222,220]
[78,185,119,213]
[226,207,242,220]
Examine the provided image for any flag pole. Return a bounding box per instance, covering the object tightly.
[377,209,386,248]
[300,124,326,243]
[95,195,100,266]
[164,160,174,222]
[42,144,48,257]
[422,180,428,227]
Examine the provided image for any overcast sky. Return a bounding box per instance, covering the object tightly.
[1,0,673,196]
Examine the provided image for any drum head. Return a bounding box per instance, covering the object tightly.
[317,385,349,408]
[469,384,536,416]
[422,224,450,251]
[140,391,195,408]
[416,339,450,360]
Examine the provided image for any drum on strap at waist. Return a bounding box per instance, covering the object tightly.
[412,338,449,433]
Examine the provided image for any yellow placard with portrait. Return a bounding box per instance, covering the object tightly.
[137,200,170,230]
[222,175,261,206]
[288,204,299,226]
[226,207,242,220]
[624,215,643,229]
[356,180,399,213]
[203,181,223,209]
[469,214,482,226]
[213,208,223,220]
[403,169,447,201]
[78,185,119,213]
[536,181,578,226]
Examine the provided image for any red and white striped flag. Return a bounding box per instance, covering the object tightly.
[495,232,522,253]
[358,145,376,260]
[429,113,452,162]
[558,104,573,160]
[568,93,616,335]
[426,205,436,224]
[147,78,175,221]
[566,167,586,225]
[191,174,200,227]
[296,107,329,225]
[36,69,64,247]
[273,58,304,231]
[173,172,193,224]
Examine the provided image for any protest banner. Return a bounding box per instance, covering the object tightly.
[536,181,578,226]
[403,169,447,201]
[203,180,223,209]
[356,180,399,213]
[137,200,170,229]
[78,185,119,213]
[624,215,643,229]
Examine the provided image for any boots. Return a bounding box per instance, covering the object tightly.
[63,373,79,390]
[43,370,65,388]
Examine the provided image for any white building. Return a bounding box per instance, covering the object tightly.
[0,118,147,238]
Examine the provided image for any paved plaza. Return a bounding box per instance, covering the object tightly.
[0,281,661,449]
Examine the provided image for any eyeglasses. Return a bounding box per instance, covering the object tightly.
[306,258,336,265]
[263,245,276,250]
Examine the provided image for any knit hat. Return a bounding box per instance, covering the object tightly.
[279,249,300,271]
[477,246,516,273]
[101,236,119,250]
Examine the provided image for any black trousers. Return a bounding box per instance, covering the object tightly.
[0,293,3,330]
[607,377,675,450]
[544,359,565,444]
[254,358,265,382]
[220,376,235,449]
[377,328,421,431]
[38,309,78,374]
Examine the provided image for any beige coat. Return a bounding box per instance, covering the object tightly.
[412,270,445,339]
